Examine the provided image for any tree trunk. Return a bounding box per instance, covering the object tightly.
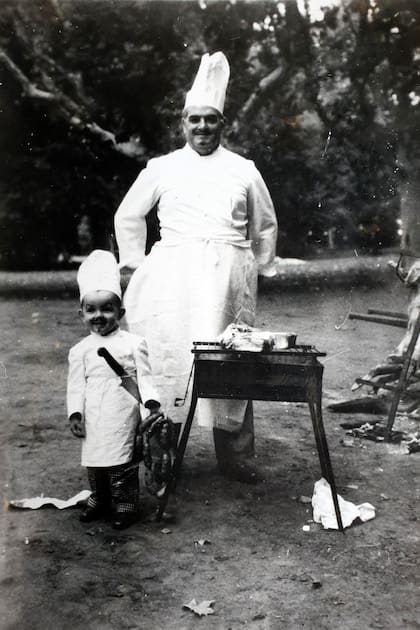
[400,175,420,255]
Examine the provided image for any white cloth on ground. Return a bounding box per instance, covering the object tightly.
[312,478,376,530]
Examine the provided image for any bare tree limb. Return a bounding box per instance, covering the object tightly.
[231,65,284,132]
[0,48,144,160]
[85,123,145,158]
[0,51,55,100]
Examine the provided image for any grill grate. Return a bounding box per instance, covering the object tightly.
[192,341,326,357]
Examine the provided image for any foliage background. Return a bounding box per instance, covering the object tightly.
[0,0,419,269]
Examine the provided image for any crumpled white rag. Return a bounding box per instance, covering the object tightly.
[8,490,91,510]
[312,478,376,530]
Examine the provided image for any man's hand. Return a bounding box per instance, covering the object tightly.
[69,412,86,438]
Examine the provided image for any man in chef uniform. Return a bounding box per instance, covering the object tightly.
[115,52,278,482]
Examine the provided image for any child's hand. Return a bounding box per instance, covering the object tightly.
[138,406,164,436]
[142,409,163,428]
[69,412,86,438]
[143,401,163,424]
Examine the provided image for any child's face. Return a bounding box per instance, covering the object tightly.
[79,291,125,336]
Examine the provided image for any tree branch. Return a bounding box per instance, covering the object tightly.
[0,51,55,100]
[0,49,145,160]
[86,123,145,158]
[231,65,284,132]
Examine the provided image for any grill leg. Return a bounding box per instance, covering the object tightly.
[156,385,198,521]
[307,370,344,533]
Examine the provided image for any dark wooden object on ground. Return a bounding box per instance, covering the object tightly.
[348,308,420,439]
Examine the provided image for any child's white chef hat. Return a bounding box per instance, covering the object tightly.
[77,249,121,302]
[184,51,230,115]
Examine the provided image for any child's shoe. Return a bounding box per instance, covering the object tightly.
[112,512,138,530]
[79,505,107,523]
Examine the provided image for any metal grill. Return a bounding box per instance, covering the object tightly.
[192,341,326,358]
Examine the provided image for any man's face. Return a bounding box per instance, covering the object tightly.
[182,106,224,156]
[79,290,124,336]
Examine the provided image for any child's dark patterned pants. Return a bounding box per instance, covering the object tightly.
[86,462,140,514]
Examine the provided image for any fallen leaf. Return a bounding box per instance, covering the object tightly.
[183,598,215,617]
[340,438,355,448]
[213,554,230,562]
[111,584,128,598]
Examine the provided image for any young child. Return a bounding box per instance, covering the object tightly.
[67,249,161,530]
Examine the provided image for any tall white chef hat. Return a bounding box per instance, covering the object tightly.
[77,249,121,302]
[184,52,230,115]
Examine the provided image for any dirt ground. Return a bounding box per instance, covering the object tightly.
[1,279,420,630]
